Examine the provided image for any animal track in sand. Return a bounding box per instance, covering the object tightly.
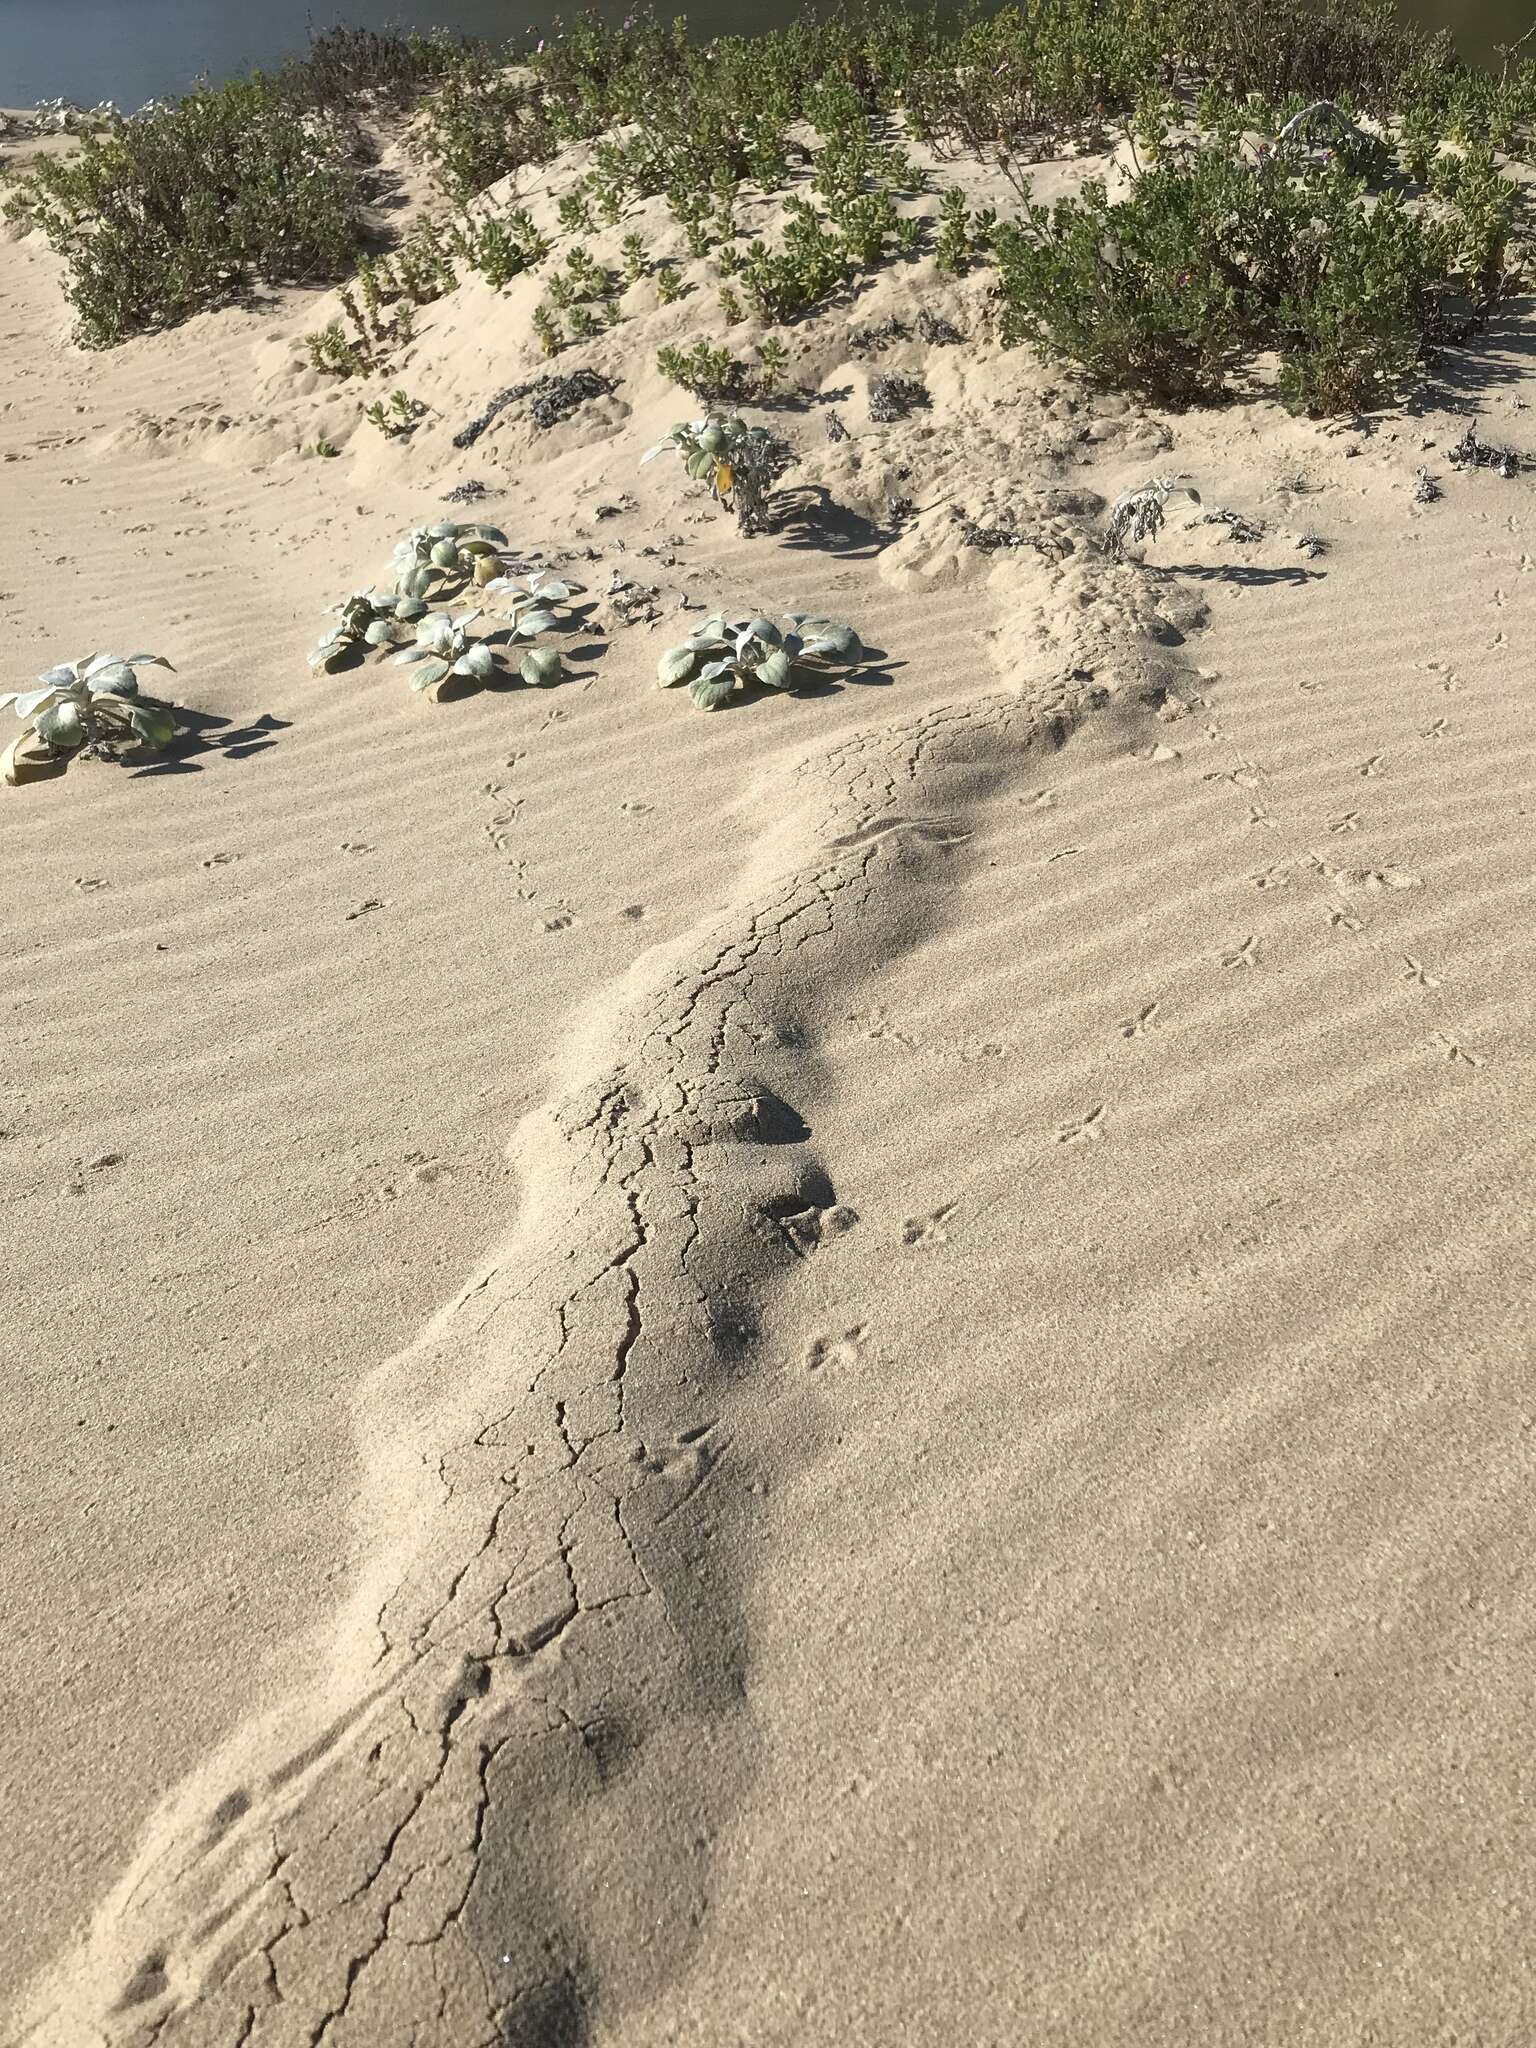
[345,898,386,921]
[1419,718,1450,741]
[849,1007,915,1050]
[1402,954,1443,989]
[1327,906,1365,933]
[770,1202,858,1257]
[1056,1105,1106,1146]
[1437,1032,1486,1068]
[1222,935,1261,970]
[1330,811,1361,834]
[200,851,239,868]
[1356,755,1386,778]
[540,907,576,933]
[72,877,110,894]
[339,841,374,854]
[1251,864,1290,891]
[902,1205,956,1248]
[805,1324,870,1374]
[1118,1002,1160,1040]
[380,1157,454,1198]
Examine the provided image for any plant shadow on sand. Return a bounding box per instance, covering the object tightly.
[769,486,902,559]
[131,710,289,776]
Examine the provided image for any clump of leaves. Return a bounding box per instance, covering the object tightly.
[642,414,794,535]
[656,340,748,405]
[657,612,864,712]
[2,652,177,784]
[1412,466,1442,503]
[391,521,510,603]
[1104,477,1201,559]
[364,389,426,436]
[310,590,415,672]
[390,608,499,697]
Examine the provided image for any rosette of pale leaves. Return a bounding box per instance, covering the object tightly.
[390,609,499,699]
[390,522,510,604]
[656,612,864,712]
[481,569,580,686]
[1,652,177,785]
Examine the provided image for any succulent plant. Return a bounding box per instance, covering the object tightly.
[1,652,177,785]
[656,612,864,712]
[389,521,510,603]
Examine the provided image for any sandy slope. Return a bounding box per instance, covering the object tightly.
[3,114,1534,2047]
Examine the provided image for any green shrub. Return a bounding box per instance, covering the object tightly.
[3,78,360,346]
[994,143,1455,414]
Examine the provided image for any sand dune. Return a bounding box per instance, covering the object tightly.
[4,105,1535,2048]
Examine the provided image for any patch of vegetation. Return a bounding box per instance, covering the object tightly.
[2,654,178,785]
[1103,477,1201,559]
[657,612,866,711]
[643,414,794,533]
[4,78,361,347]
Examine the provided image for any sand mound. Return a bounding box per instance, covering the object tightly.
[6,104,1536,2048]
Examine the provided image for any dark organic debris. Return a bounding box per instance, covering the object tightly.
[441,479,490,504]
[1447,422,1519,477]
[825,411,849,443]
[950,506,1034,553]
[850,316,910,354]
[453,370,617,449]
[1413,467,1443,504]
[1200,507,1265,543]
[916,310,962,346]
[868,375,929,424]
[1296,532,1330,558]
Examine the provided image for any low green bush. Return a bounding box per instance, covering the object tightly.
[4,78,360,346]
[993,138,1459,414]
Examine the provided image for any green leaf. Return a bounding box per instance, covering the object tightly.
[129,703,176,750]
[515,608,557,637]
[363,620,397,647]
[409,657,453,693]
[455,643,496,681]
[689,670,738,712]
[520,647,563,687]
[430,539,461,568]
[657,646,696,687]
[755,649,793,689]
[686,450,714,480]
[35,700,86,750]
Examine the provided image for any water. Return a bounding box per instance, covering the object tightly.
[0,0,1523,114]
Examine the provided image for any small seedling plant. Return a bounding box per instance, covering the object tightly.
[2,652,177,784]
[657,612,864,711]
[391,521,511,604]
[314,561,579,693]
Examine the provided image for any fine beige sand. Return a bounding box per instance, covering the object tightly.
[4,110,1535,2048]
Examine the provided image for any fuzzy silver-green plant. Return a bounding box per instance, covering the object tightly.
[309,589,421,673]
[390,608,498,699]
[656,612,864,712]
[1,652,177,785]
[641,413,791,534]
[390,521,510,603]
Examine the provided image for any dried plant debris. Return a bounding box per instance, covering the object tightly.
[1413,468,1443,503]
[453,370,617,449]
[950,506,1036,553]
[1200,507,1265,543]
[441,480,491,504]
[825,411,849,443]
[1103,476,1200,560]
[851,317,911,353]
[1446,422,1519,477]
[868,375,930,423]
[1296,532,1330,558]
[916,309,963,346]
